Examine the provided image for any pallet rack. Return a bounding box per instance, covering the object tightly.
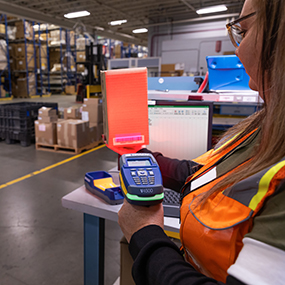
[0,14,11,99]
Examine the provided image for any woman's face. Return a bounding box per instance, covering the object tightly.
[235,0,263,95]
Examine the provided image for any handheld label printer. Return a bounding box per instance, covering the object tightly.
[119,153,164,206]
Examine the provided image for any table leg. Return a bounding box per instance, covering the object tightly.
[84,213,105,285]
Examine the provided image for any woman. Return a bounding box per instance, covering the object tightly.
[118,0,285,284]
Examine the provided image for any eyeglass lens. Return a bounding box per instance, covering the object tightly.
[231,24,243,46]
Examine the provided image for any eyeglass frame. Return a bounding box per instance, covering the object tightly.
[226,12,256,48]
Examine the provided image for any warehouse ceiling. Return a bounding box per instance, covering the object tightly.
[0,0,243,46]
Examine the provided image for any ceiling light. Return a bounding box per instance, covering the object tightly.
[196,5,227,15]
[64,11,90,19]
[109,19,127,26]
[132,28,148,34]
[95,26,104,31]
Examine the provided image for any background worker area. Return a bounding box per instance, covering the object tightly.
[118,0,285,284]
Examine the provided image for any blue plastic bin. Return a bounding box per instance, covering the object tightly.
[206,55,250,90]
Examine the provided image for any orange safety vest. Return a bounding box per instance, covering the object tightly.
[180,129,285,282]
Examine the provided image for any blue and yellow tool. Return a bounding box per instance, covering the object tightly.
[84,171,124,205]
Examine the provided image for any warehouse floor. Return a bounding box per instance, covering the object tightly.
[0,95,122,285]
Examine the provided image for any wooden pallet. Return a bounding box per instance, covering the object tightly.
[36,140,103,154]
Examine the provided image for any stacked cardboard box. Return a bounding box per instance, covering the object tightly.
[35,107,58,145]
[50,30,66,46]
[38,107,58,122]
[64,106,81,120]
[114,45,121,58]
[13,43,35,70]
[49,47,61,70]
[0,24,5,34]
[161,64,184,77]
[82,98,103,142]
[15,21,33,40]
[16,74,36,97]
[36,45,48,71]
[0,40,7,70]
[57,120,89,148]
[76,51,86,62]
[76,37,89,51]
[77,64,85,72]
[8,43,16,71]
[64,85,76,95]
[0,85,6,98]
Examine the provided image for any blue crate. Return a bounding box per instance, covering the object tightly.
[206,55,250,91]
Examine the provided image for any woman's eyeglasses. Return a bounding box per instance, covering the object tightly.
[226,12,256,48]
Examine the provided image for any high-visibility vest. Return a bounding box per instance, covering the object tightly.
[180,129,285,282]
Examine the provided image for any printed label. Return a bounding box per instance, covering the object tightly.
[39,124,46,132]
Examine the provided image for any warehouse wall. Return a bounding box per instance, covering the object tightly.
[148,20,236,75]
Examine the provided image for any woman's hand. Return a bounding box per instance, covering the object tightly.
[118,200,164,243]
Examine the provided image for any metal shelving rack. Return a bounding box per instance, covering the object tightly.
[8,18,40,97]
[45,27,78,93]
[0,14,11,99]
[34,23,50,96]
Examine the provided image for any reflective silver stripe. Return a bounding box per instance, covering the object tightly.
[224,158,285,209]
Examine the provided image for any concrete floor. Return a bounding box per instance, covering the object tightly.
[0,95,123,285]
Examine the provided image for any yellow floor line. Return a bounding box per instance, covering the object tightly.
[0,144,106,190]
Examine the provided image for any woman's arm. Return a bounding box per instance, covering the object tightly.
[137,148,202,192]
[129,225,245,285]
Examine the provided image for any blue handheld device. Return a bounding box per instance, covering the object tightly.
[119,153,164,206]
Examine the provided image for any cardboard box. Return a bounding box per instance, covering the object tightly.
[35,32,50,41]
[76,51,86,62]
[37,56,48,70]
[0,84,6,98]
[0,41,7,70]
[35,121,57,145]
[89,123,103,143]
[9,58,16,71]
[17,75,36,97]
[0,24,5,34]
[11,82,18,97]
[64,106,81,120]
[36,45,47,58]
[77,64,85,72]
[49,48,61,65]
[161,64,184,77]
[14,43,34,57]
[38,107,57,117]
[16,54,35,70]
[76,37,89,50]
[50,30,66,41]
[38,115,58,123]
[82,98,103,125]
[65,85,76,95]
[8,44,15,58]
[57,120,89,148]
[114,45,121,58]
[15,21,32,39]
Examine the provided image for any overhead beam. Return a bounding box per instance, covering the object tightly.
[0,0,79,30]
[180,0,196,11]
[0,0,147,46]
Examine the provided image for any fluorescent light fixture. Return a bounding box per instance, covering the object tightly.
[109,19,127,26]
[94,26,104,31]
[196,5,227,15]
[64,10,90,19]
[132,28,148,34]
